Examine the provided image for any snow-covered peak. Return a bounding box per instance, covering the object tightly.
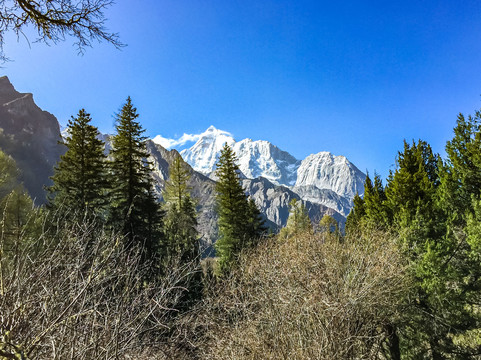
[179,126,235,174]
[233,138,300,186]
[168,126,365,217]
[295,152,365,199]
[179,126,301,186]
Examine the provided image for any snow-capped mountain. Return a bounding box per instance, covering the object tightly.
[178,126,300,186]
[295,152,365,199]
[233,139,300,186]
[166,125,366,216]
[178,126,235,175]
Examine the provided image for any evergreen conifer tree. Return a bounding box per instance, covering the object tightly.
[345,192,365,233]
[279,198,311,238]
[163,156,199,263]
[245,197,266,245]
[0,150,18,199]
[319,214,338,234]
[214,143,264,274]
[108,97,163,262]
[363,173,389,228]
[48,109,108,219]
[383,139,477,358]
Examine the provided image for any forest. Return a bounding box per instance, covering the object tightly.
[1,98,481,359]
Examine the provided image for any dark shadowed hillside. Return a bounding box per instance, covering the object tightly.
[0,76,64,203]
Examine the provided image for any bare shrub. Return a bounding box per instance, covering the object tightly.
[0,214,194,360]
[192,229,409,360]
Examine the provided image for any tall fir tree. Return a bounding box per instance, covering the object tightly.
[162,155,203,305]
[438,110,481,226]
[48,109,108,220]
[279,198,311,238]
[319,214,338,234]
[108,97,163,263]
[163,155,199,263]
[0,150,18,199]
[335,113,481,358]
[245,197,266,243]
[345,192,365,233]
[0,151,39,270]
[214,143,264,274]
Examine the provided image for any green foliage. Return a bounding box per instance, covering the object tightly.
[347,122,481,358]
[346,173,389,233]
[245,197,266,241]
[48,109,108,220]
[163,156,199,263]
[438,110,481,226]
[0,150,18,198]
[319,214,338,234]
[279,198,311,239]
[364,173,390,228]
[0,150,41,294]
[345,192,365,233]
[214,143,265,274]
[108,97,163,263]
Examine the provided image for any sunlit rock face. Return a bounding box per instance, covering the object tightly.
[0,76,64,203]
[178,125,365,217]
[294,152,365,200]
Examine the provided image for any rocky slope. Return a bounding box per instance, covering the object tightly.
[295,152,365,200]
[0,76,64,203]
[177,126,365,216]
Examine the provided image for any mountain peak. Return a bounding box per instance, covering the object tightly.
[295,151,365,198]
[179,126,235,174]
[0,76,22,103]
[202,125,233,139]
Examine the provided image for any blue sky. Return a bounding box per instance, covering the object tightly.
[3,0,481,179]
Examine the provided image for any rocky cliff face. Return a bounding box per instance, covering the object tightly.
[233,139,300,186]
[295,152,365,200]
[242,177,345,228]
[176,126,365,217]
[0,76,64,203]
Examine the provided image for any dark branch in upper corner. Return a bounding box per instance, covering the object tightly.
[0,0,125,62]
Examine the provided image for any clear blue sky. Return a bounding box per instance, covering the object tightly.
[3,0,481,179]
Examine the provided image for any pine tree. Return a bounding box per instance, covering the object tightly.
[108,97,163,262]
[345,192,365,233]
[0,151,40,274]
[385,140,440,249]
[363,173,390,229]
[163,156,199,263]
[279,198,311,238]
[163,157,202,305]
[0,150,18,198]
[438,110,481,226]
[214,143,263,274]
[319,214,338,234]
[245,197,266,245]
[383,139,481,358]
[48,109,108,220]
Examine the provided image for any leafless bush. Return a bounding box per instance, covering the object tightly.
[0,214,195,360]
[189,229,409,360]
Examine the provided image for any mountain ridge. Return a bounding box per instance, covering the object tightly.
[174,125,365,215]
